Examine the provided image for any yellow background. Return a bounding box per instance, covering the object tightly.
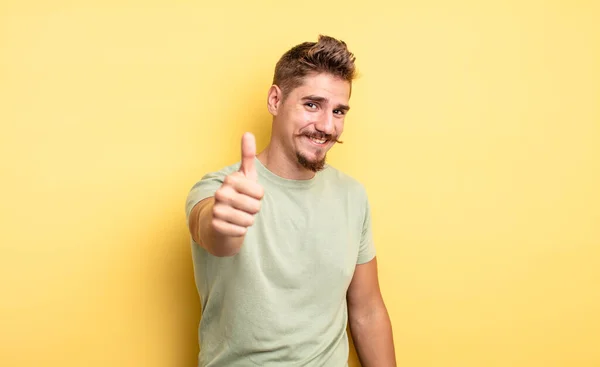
[1,1,599,366]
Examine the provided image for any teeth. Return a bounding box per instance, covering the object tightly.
[310,137,327,144]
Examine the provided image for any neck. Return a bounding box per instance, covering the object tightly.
[257,142,317,181]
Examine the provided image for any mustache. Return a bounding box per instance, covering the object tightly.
[298,132,344,144]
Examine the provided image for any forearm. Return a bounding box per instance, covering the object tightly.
[349,303,396,367]
[194,198,245,257]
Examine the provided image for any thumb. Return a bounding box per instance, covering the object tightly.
[239,132,257,180]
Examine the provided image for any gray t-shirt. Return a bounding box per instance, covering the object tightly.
[185,157,376,366]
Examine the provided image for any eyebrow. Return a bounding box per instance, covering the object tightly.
[301,95,350,112]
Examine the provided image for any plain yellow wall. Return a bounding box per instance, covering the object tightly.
[1,1,599,366]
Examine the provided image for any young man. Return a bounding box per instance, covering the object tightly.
[186,35,396,366]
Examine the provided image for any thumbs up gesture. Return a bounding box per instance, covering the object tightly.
[212,133,265,238]
[239,132,258,181]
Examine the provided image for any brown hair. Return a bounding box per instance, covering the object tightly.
[272,34,357,99]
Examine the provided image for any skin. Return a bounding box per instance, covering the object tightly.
[258,72,349,179]
[188,71,396,366]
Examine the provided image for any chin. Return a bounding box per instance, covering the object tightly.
[296,151,327,172]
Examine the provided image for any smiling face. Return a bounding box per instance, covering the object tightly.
[267,72,351,172]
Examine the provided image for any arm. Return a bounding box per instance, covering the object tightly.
[187,133,263,257]
[347,256,396,366]
[188,197,246,257]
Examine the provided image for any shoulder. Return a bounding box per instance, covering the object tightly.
[321,164,368,198]
[193,160,241,186]
[186,160,241,199]
[185,160,241,217]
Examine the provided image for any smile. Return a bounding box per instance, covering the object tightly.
[305,136,328,146]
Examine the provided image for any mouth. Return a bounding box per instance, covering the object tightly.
[304,135,329,146]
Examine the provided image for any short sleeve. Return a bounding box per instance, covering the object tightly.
[357,190,376,264]
[185,169,232,228]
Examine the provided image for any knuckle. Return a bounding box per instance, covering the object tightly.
[250,200,261,214]
[214,187,225,202]
[215,188,234,206]
[212,203,224,219]
[256,185,265,199]
[211,218,222,232]
[224,173,242,187]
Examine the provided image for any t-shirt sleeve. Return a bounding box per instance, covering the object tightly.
[357,189,377,264]
[185,170,228,228]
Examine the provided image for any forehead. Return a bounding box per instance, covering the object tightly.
[290,73,351,103]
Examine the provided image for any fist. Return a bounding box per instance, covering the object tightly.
[212,132,264,237]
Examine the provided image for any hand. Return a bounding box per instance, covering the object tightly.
[211,132,264,237]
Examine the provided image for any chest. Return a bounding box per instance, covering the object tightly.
[243,187,362,290]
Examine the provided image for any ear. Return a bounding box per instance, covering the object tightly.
[267,85,283,116]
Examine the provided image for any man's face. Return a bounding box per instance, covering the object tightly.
[271,72,351,172]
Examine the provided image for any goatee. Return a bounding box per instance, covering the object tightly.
[296,151,326,172]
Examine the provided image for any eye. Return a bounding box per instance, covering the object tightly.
[305,102,318,109]
[333,109,346,116]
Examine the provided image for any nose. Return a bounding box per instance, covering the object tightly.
[314,112,335,135]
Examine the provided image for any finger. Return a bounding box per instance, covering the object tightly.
[214,184,262,214]
[211,218,247,237]
[212,204,256,227]
[239,132,257,181]
[223,172,265,200]
[230,192,262,214]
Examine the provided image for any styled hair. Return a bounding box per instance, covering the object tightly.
[272,34,357,98]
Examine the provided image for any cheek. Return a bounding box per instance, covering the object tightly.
[297,111,317,131]
[301,110,317,124]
